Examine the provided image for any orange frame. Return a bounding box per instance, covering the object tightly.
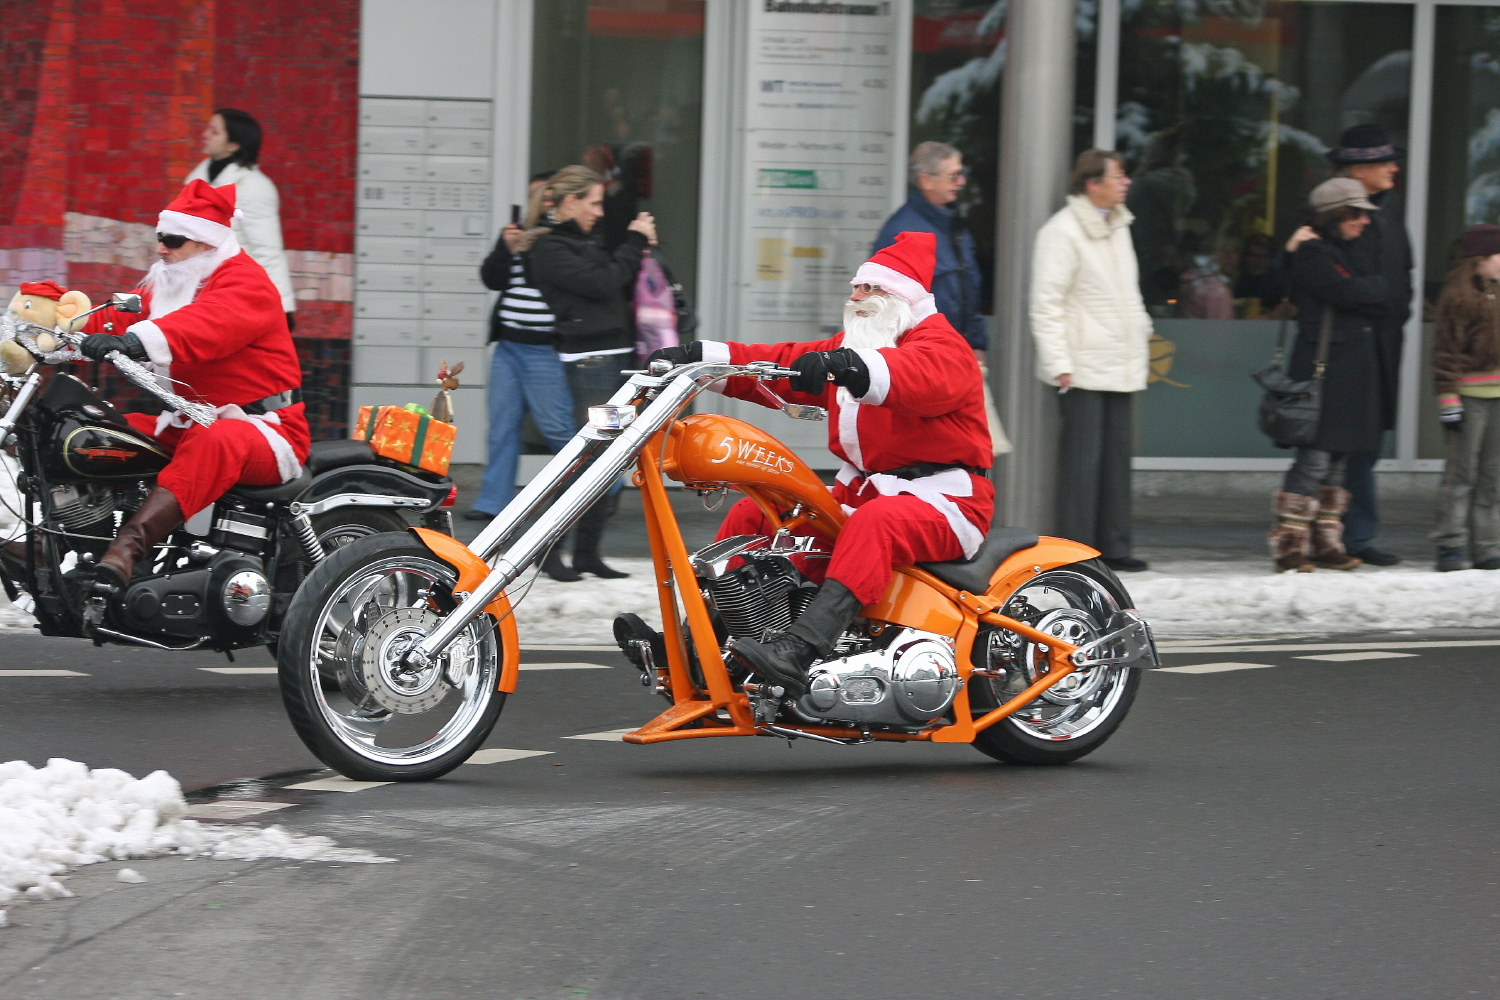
[618,425,1101,746]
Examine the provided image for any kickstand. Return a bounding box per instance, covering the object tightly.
[223,649,236,663]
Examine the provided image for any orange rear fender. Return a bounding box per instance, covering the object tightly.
[986,536,1102,601]
[408,527,522,694]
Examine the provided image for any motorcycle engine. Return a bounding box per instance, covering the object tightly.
[703,554,813,641]
[122,550,271,641]
[48,481,145,532]
[790,628,961,729]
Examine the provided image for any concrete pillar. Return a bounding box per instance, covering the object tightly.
[991,0,1077,532]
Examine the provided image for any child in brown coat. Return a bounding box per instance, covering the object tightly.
[1432,224,1500,571]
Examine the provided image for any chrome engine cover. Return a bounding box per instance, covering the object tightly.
[791,628,960,729]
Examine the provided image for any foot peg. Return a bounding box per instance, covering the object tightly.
[614,614,666,689]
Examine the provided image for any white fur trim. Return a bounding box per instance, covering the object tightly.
[158,209,233,248]
[156,404,301,483]
[854,261,928,306]
[126,320,172,365]
[836,388,864,471]
[699,340,730,364]
[840,462,985,559]
[850,348,890,405]
[909,294,938,321]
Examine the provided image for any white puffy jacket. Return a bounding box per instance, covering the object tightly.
[1029,195,1152,392]
[184,159,296,313]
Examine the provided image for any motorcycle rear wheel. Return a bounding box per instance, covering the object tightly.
[278,532,506,781]
[969,559,1140,766]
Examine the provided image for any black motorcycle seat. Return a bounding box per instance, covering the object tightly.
[307,438,376,476]
[225,467,313,505]
[917,526,1040,595]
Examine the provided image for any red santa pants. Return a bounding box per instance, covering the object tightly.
[123,412,284,519]
[714,493,968,606]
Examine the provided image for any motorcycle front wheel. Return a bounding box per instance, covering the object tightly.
[969,559,1140,765]
[277,532,506,781]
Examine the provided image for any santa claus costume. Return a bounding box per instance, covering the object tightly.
[79,179,308,592]
[665,231,993,695]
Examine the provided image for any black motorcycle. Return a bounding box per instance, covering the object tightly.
[0,295,455,653]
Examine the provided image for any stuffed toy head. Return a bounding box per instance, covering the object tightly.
[6,281,92,336]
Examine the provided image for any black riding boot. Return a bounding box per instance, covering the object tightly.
[540,543,582,583]
[572,492,628,579]
[729,580,863,697]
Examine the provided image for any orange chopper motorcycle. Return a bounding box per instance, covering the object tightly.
[277,358,1161,781]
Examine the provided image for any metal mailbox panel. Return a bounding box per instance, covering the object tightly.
[356,264,421,292]
[352,346,422,385]
[425,128,490,156]
[425,102,490,129]
[424,239,488,267]
[354,319,421,346]
[421,320,487,348]
[359,126,424,155]
[423,156,489,184]
[359,154,424,182]
[360,99,425,127]
[356,237,423,265]
[357,210,422,238]
[421,293,487,322]
[420,265,481,294]
[355,291,420,319]
[423,212,489,238]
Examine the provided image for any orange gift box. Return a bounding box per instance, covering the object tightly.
[353,404,455,476]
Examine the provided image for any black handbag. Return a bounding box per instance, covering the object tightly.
[649,248,698,338]
[1251,305,1333,449]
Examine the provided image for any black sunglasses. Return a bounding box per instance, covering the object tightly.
[156,233,189,249]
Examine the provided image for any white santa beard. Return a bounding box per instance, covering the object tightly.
[143,234,241,319]
[841,292,914,350]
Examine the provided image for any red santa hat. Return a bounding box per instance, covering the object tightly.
[17,280,68,300]
[851,231,938,321]
[158,179,242,247]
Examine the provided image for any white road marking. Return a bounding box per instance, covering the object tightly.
[288,777,392,792]
[563,728,637,741]
[1296,650,1419,662]
[0,669,88,677]
[1158,639,1500,654]
[520,662,611,671]
[1157,662,1277,675]
[465,748,553,764]
[521,644,619,652]
[200,667,278,675]
[184,801,294,820]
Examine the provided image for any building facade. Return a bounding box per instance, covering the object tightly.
[3,0,1497,487]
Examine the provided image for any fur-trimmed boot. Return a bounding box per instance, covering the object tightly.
[1269,491,1318,573]
[1311,486,1362,571]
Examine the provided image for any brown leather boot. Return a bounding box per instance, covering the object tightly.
[94,487,182,592]
[1311,486,1362,571]
[1269,491,1318,573]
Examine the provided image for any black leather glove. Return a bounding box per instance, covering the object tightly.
[789,348,869,397]
[646,342,701,367]
[79,331,148,363]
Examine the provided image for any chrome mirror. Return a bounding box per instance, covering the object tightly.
[110,293,143,314]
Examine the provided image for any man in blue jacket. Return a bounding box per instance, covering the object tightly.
[872,141,985,352]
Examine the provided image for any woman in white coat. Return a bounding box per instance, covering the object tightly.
[1029,149,1154,572]
[185,109,297,330]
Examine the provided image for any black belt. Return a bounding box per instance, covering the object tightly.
[243,388,302,415]
[875,462,989,481]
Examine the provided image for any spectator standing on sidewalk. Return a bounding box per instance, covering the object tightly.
[470,172,584,580]
[1270,179,1388,573]
[1286,125,1412,566]
[1029,149,1153,572]
[873,142,1010,456]
[185,109,296,330]
[1431,224,1500,572]
[530,165,657,579]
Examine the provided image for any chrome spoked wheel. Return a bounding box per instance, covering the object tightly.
[971,561,1140,765]
[279,534,506,781]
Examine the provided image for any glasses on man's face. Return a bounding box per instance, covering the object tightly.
[852,283,884,296]
[927,169,966,182]
[156,233,189,249]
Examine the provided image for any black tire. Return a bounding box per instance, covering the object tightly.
[277,531,506,781]
[970,559,1141,766]
[311,507,408,553]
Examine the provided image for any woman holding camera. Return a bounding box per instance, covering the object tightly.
[1269,178,1388,573]
[529,165,658,579]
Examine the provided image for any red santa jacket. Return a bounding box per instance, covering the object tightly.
[82,251,309,463]
[706,314,993,556]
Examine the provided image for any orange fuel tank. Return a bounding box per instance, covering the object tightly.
[662,414,846,533]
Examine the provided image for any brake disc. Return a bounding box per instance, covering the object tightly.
[359,607,468,715]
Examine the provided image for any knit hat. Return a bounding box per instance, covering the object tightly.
[1459,224,1500,259]
[17,280,67,299]
[851,231,938,320]
[158,179,242,247]
[1309,177,1379,214]
[1326,123,1402,165]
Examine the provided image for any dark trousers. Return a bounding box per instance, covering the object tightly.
[1056,388,1133,559]
[1341,448,1380,552]
[562,354,630,555]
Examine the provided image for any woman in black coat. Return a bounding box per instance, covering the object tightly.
[1270,178,1387,572]
[528,165,657,579]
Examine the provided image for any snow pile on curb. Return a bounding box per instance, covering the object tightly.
[1129,563,1500,637]
[0,758,392,923]
[508,558,663,643]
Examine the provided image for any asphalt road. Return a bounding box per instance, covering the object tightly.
[1,631,1498,999]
